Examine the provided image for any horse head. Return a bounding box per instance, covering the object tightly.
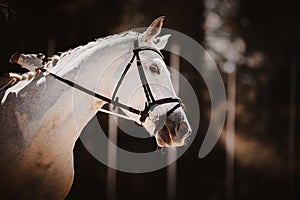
[111,17,191,147]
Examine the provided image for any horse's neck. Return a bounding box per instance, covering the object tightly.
[36,36,133,140]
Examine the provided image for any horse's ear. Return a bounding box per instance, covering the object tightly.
[142,16,165,42]
[154,34,171,50]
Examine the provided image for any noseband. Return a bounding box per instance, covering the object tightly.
[38,37,182,124]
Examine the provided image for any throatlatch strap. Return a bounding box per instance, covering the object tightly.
[111,54,136,109]
[111,37,139,108]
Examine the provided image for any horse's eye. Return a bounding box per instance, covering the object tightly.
[149,65,160,74]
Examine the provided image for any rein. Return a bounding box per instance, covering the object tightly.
[37,38,182,125]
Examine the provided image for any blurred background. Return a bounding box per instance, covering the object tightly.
[0,0,299,199]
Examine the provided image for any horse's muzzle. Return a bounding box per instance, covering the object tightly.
[155,111,191,147]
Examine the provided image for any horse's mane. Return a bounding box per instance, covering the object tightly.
[45,30,136,68]
[0,30,137,104]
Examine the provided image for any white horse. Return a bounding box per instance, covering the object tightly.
[0,17,191,199]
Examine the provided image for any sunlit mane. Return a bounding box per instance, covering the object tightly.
[45,30,136,69]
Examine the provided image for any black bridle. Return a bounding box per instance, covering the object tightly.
[38,38,182,124]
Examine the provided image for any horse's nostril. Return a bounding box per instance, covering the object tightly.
[176,121,189,137]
